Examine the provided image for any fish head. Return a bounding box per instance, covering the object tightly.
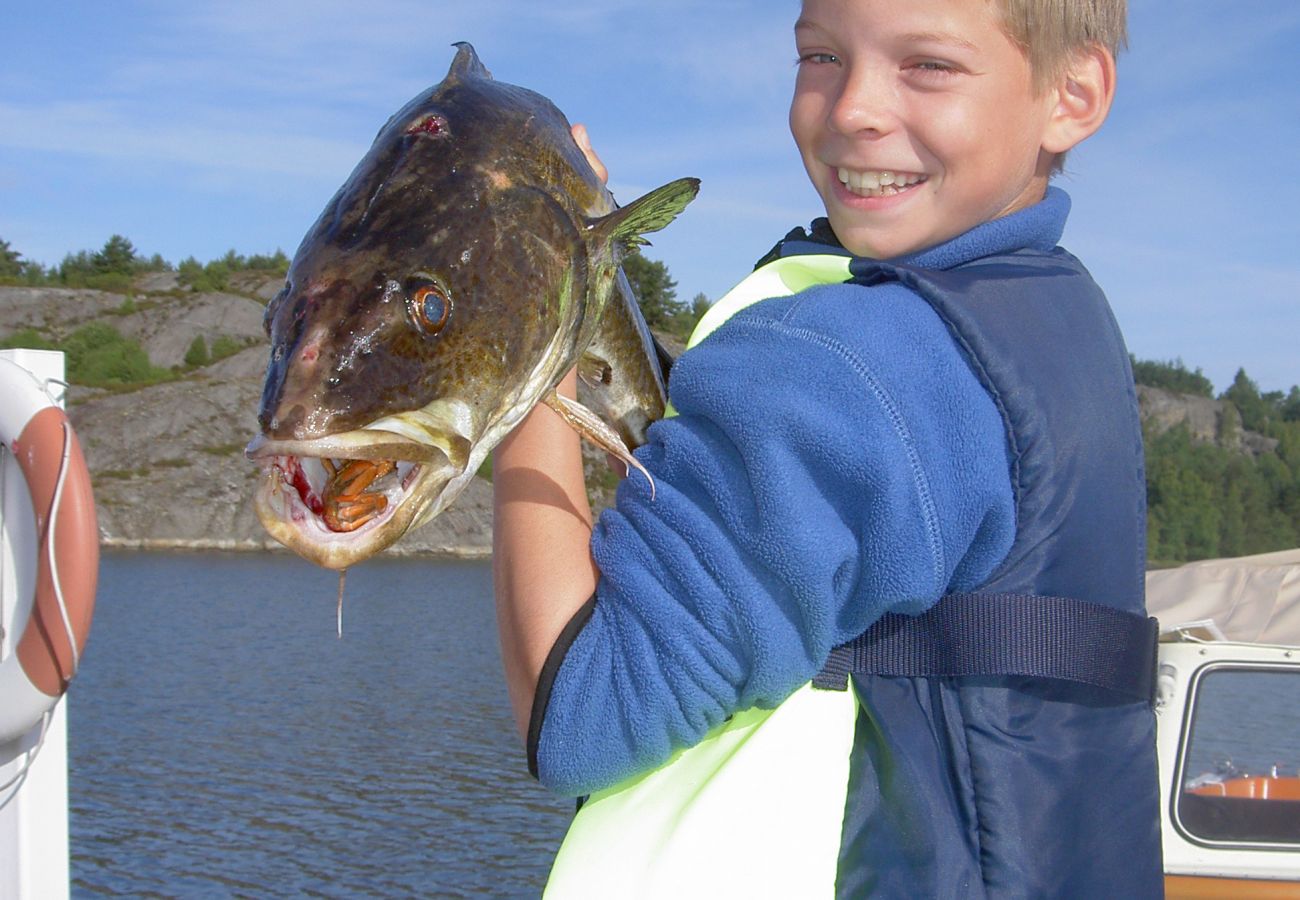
[249,43,610,569]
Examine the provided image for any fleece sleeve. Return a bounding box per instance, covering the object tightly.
[531,282,1017,796]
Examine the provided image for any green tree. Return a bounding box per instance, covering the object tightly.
[1222,368,1270,432]
[246,249,290,273]
[666,292,711,339]
[178,256,229,292]
[93,234,138,275]
[58,249,97,285]
[203,259,232,291]
[1130,356,1214,398]
[139,252,171,272]
[0,239,23,279]
[1281,386,1300,424]
[623,251,683,332]
[0,242,49,284]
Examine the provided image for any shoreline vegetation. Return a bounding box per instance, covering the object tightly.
[3,235,1300,567]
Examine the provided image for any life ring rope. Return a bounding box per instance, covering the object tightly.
[46,419,80,679]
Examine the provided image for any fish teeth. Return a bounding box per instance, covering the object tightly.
[301,457,330,496]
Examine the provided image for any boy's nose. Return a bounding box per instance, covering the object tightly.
[828,64,898,137]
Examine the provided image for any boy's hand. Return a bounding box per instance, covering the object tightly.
[571,123,608,184]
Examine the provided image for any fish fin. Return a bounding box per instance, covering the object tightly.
[592,178,700,250]
[543,390,656,500]
[448,42,492,81]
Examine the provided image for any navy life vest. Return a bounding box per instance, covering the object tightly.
[542,229,1165,899]
[814,249,1159,700]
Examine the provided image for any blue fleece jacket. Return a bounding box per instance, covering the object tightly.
[533,191,1076,797]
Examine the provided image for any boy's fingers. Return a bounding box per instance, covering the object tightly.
[571,123,609,184]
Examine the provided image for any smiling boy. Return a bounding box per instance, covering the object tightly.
[494,0,1163,896]
[791,0,1092,258]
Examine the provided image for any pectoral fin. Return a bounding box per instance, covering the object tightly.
[543,390,655,500]
[589,178,700,250]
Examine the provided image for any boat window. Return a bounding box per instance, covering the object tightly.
[1177,667,1300,846]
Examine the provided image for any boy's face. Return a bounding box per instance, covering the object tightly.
[790,0,1058,259]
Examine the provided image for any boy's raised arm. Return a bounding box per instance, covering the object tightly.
[492,124,610,737]
[491,369,600,737]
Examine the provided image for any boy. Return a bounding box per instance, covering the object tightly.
[494,0,1163,896]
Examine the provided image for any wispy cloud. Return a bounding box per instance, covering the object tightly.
[0,101,363,180]
[0,0,1295,389]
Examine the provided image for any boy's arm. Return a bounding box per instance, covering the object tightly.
[493,122,609,736]
[491,369,600,737]
[529,285,1018,797]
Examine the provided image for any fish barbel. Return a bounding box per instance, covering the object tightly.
[246,43,698,570]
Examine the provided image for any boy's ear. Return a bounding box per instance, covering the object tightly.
[1041,44,1117,155]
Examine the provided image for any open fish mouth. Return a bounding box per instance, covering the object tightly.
[264,454,422,533]
[245,431,465,569]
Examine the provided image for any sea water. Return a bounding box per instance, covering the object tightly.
[68,551,571,898]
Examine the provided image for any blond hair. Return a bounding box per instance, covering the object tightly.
[993,0,1128,92]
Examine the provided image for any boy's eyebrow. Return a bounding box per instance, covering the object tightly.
[897,31,979,52]
[793,20,979,53]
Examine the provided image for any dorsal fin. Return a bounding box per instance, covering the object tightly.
[447,42,492,81]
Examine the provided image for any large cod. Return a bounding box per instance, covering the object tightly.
[247,43,698,570]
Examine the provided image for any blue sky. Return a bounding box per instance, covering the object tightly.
[2,1,1297,394]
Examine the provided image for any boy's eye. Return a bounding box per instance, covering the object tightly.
[909,60,957,75]
[796,52,839,66]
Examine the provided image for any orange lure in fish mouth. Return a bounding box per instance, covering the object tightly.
[276,455,411,533]
[258,453,419,532]
[246,429,460,570]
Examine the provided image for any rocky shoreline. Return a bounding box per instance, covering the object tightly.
[2,276,1270,562]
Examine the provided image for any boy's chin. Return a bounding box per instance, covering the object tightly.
[827,219,934,260]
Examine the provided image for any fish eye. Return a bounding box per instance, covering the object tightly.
[407,279,452,334]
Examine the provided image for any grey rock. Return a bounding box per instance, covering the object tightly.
[1137,385,1278,457]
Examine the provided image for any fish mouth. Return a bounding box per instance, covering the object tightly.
[246,429,468,570]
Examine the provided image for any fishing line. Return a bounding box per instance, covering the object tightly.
[336,568,347,639]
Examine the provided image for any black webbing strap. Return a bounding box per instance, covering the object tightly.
[812,592,1160,702]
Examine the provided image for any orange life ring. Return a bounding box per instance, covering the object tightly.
[0,356,98,744]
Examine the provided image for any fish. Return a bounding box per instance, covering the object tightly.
[245,42,699,571]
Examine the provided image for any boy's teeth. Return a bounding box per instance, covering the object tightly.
[836,167,925,197]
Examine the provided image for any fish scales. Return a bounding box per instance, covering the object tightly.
[246,43,698,570]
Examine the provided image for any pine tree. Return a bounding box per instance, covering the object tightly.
[93,235,139,275]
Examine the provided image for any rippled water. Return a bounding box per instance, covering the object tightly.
[1183,667,1300,781]
[69,552,572,897]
